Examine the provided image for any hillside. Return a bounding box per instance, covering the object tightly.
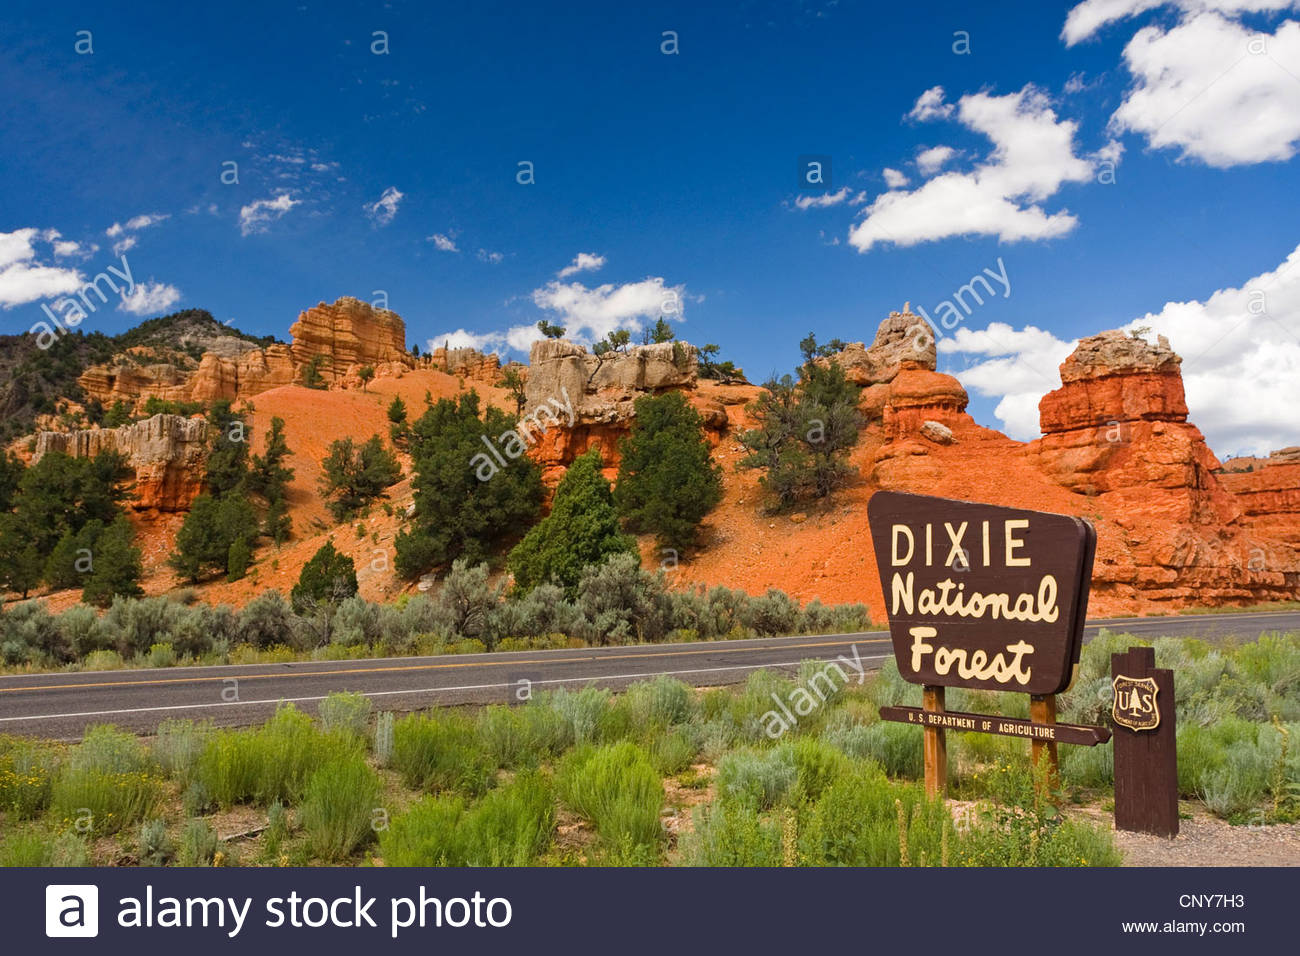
[12,298,1300,621]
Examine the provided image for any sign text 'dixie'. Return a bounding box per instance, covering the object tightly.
[867,492,1095,695]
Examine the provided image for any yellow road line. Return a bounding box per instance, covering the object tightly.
[0,637,890,694]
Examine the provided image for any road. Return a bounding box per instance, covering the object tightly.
[1,610,1296,738]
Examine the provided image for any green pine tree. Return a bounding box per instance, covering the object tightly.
[509,449,638,596]
[319,434,401,520]
[394,391,543,577]
[81,516,143,607]
[291,540,358,612]
[615,391,722,551]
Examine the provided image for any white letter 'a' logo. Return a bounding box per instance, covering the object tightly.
[46,885,99,937]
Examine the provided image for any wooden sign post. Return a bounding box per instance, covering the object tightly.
[868,492,1102,798]
[1112,646,1178,838]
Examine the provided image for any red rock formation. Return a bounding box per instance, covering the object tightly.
[189,344,298,403]
[423,346,508,386]
[33,413,208,511]
[289,297,411,382]
[1219,448,1300,545]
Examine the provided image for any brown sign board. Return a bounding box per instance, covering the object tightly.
[867,491,1096,695]
[879,705,1111,746]
[1112,646,1178,837]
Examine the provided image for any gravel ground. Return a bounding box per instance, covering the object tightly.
[1079,803,1300,867]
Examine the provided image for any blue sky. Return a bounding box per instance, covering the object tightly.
[2,0,1298,455]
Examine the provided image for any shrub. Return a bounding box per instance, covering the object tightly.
[178,818,218,866]
[194,704,361,807]
[677,801,783,867]
[648,725,701,775]
[575,553,671,645]
[236,590,297,649]
[379,796,466,866]
[373,711,395,766]
[783,737,851,803]
[0,829,48,866]
[476,704,567,769]
[51,766,161,836]
[540,686,610,747]
[317,692,373,740]
[431,560,503,648]
[298,754,382,862]
[460,771,556,865]
[625,675,694,728]
[0,736,60,818]
[391,712,493,795]
[798,766,948,866]
[151,720,210,787]
[557,742,663,858]
[138,818,174,866]
[717,748,797,810]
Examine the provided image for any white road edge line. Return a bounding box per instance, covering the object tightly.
[0,654,892,723]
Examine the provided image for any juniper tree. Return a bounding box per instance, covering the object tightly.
[615,391,722,551]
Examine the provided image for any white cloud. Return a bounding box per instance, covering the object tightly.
[793,186,864,208]
[881,169,910,189]
[909,86,955,121]
[1062,0,1298,45]
[104,212,169,255]
[942,243,1300,456]
[428,233,459,252]
[915,146,956,176]
[1109,13,1300,167]
[477,248,504,264]
[531,275,686,344]
[941,323,1078,440]
[117,280,182,316]
[851,86,1095,251]
[239,193,300,236]
[365,186,404,226]
[0,228,86,308]
[557,252,607,277]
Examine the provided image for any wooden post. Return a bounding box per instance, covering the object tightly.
[1030,694,1059,796]
[922,685,947,798]
[1112,646,1178,838]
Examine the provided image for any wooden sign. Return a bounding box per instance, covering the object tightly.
[879,706,1111,747]
[1112,646,1178,838]
[867,491,1096,695]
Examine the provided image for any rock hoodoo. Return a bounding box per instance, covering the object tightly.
[1032,330,1232,521]
[34,413,208,511]
[289,297,412,382]
[523,339,701,482]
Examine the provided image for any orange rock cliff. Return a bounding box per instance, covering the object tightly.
[28,300,1300,616]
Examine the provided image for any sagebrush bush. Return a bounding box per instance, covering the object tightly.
[138,818,174,866]
[557,742,663,858]
[540,686,610,747]
[151,719,210,787]
[625,675,693,728]
[317,692,373,739]
[716,748,796,810]
[178,818,218,866]
[298,754,381,862]
[67,725,151,775]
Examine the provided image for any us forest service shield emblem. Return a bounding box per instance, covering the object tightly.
[1112,675,1160,731]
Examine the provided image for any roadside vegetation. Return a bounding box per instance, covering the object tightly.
[0,552,870,671]
[2,633,1295,868]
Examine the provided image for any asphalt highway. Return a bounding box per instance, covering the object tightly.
[1,610,1297,738]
